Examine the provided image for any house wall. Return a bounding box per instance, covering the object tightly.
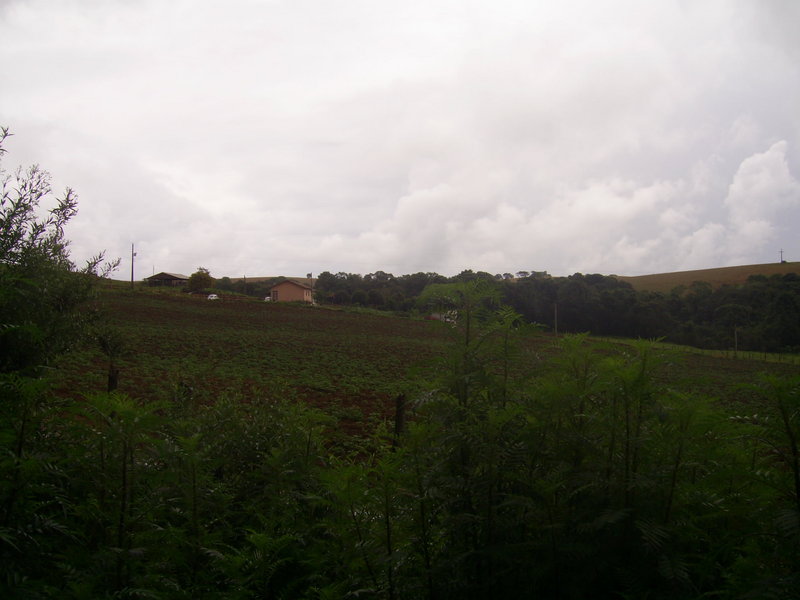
[271,281,312,302]
[147,277,187,287]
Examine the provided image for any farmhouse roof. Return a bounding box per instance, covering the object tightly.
[227,276,316,285]
[271,277,315,290]
[146,272,190,280]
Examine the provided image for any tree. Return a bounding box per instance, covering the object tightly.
[0,127,116,374]
[216,276,233,291]
[398,272,445,298]
[188,267,215,292]
[351,289,367,306]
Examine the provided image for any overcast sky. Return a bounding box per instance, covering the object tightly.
[2,0,799,278]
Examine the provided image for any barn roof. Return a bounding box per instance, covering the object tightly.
[146,272,190,280]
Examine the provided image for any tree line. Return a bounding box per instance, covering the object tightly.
[314,269,800,353]
[188,263,800,354]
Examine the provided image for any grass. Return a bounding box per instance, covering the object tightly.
[593,335,800,364]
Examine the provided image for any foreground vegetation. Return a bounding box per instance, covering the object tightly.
[3,282,800,598]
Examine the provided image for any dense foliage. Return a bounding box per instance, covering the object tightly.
[0,128,102,373]
[314,269,800,353]
[3,130,799,597]
[187,267,215,293]
[506,271,800,352]
[2,286,800,598]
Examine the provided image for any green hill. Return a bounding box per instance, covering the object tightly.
[615,261,800,292]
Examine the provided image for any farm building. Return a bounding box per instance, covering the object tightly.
[145,272,190,287]
[269,278,315,303]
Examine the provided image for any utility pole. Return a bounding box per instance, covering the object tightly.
[554,302,558,337]
[780,248,785,263]
[130,243,137,290]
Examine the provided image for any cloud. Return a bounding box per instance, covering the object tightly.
[725,142,800,222]
[722,141,800,258]
[2,1,799,277]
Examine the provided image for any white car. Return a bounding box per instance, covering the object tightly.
[207,294,220,301]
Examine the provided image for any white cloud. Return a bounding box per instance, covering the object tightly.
[2,0,799,277]
[677,223,728,270]
[725,141,800,223]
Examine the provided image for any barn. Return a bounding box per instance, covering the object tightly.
[145,272,190,287]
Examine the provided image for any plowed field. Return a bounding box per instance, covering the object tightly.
[55,289,458,435]
[54,287,800,436]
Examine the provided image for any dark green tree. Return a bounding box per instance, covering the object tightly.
[216,276,233,291]
[187,267,215,293]
[0,127,117,374]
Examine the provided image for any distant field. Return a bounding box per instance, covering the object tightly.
[54,286,800,437]
[57,287,454,439]
[615,261,800,293]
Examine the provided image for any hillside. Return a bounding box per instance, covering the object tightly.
[615,261,800,293]
[55,286,799,426]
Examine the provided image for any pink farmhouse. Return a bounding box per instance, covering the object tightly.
[269,278,314,303]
